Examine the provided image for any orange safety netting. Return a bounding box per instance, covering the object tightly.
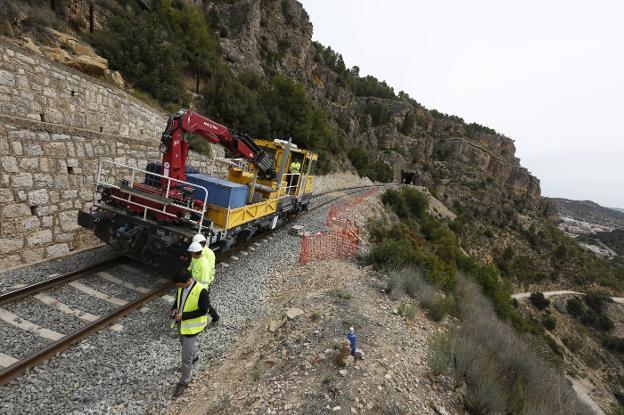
[299,188,378,263]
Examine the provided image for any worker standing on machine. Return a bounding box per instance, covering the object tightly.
[190,234,215,281]
[187,242,219,324]
[170,270,208,397]
[288,159,301,194]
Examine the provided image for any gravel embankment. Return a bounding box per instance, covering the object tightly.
[0,188,374,415]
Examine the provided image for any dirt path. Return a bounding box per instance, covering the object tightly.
[512,290,623,304]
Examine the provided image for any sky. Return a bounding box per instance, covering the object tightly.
[299,0,624,208]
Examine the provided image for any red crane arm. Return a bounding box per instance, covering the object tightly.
[159,110,273,184]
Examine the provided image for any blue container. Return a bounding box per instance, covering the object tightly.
[186,174,248,209]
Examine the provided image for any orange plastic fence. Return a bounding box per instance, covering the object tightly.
[299,188,378,263]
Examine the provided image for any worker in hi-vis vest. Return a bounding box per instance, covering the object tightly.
[189,234,215,281]
[288,160,301,193]
[186,242,219,322]
[170,270,214,397]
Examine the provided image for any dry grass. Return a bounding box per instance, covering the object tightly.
[429,276,592,415]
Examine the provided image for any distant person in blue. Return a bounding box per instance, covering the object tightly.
[347,327,357,361]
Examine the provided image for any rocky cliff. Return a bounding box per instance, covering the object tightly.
[208,0,550,217]
[3,0,550,220]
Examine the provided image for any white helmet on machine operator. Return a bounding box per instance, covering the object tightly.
[187,242,203,253]
[192,234,207,244]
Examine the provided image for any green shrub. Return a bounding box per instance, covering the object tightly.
[398,301,417,321]
[584,292,608,313]
[542,316,556,331]
[529,292,550,310]
[428,334,452,375]
[428,295,457,322]
[563,336,584,353]
[566,297,584,317]
[403,188,428,219]
[603,337,624,353]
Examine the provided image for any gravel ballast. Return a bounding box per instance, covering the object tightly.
[0,246,120,295]
[0,323,52,360]
[2,298,85,335]
[0,188,377,414]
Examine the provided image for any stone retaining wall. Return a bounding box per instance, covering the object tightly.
[0,41,223,269]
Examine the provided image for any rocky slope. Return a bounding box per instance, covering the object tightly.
[551,198,624,230]
[1,0,552,222]
[211,0,549,216]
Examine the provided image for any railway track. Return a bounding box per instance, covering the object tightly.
[0,258,173,386]
[0,183,386,388]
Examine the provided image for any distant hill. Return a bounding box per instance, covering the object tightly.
[550,198,624,229]
[611,207,624,214]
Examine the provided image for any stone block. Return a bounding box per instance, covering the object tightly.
[50,132,71,141]
[53,175,69,189]
[42,216,53,227]
[0,70,15,86]
[35,205,57,216]
[28,189,49,206]
[45,143,67,157]
[22,216,41,230]
[0,138,8,156]
[39,158,51,172]
[0,156,18,173]
[59,201,73,210]
[49,191,60,203]
[65,143,76,157]
[11,172,33,187]
[44,107,64,124]
[2,203,31,219]
[47,243,70,257]
[21,247,45,263]
[79,188,93,200]
[27,229,53,246]
[20,157,39,170]
[24,143,43,157]
[0,236,24,254]
[37,131,50,141]
[33,173,54,187]
[16,75,29,90]
[0,220,19,236]
[62,189,78,199]
[8,130,36,140]
[16,190,26,202]
[0,188,13,203]
[0,254,21,270]
[58,210,80,231]
[55,231,74,242]
[12,141,23,156]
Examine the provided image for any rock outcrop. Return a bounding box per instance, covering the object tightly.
[208,0,546,216]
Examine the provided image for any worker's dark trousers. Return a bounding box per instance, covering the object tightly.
[207,291,219,322]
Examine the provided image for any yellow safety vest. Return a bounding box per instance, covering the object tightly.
[175,282,208,335]
[188,255,214,286]
[289,161,301,173]
[202,246,216,279]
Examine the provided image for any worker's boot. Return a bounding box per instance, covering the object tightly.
[173,383,188,397]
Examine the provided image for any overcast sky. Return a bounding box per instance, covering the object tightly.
[299,0,624,208]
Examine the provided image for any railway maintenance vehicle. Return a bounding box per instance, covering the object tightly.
[78,109,318,270]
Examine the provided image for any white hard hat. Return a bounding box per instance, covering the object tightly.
[192,234,207,243]
[188,242,203,253]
